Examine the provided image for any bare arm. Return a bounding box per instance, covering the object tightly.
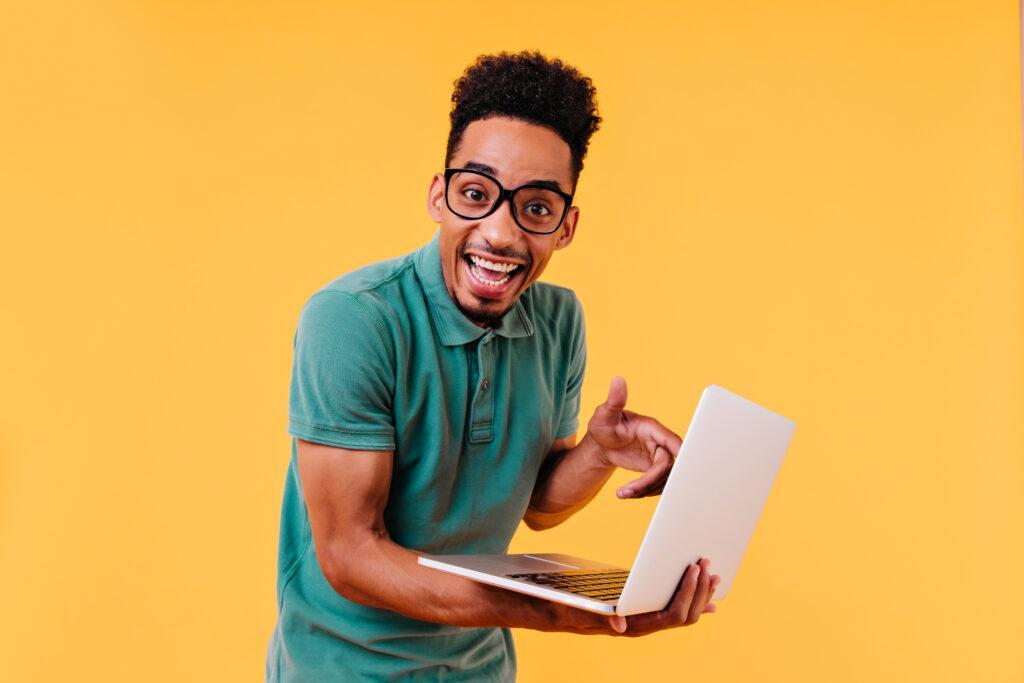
[297,438,541,628]
[524,377,685,530]
[523,432,616,531]
[299,436,715,635]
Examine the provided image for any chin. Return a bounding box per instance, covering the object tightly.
[455,288,517,327]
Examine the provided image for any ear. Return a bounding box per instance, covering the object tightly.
[426,172,445,223]
[554,205,579,250]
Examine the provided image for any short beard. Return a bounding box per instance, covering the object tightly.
[453,241,530,328]
[454,294,511,328]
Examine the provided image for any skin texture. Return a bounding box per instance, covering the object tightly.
[426,117,579,328]
[298,115,719,636]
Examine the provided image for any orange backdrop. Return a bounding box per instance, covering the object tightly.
[1,2,1021,681]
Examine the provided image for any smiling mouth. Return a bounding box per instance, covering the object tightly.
[463,253,525,289]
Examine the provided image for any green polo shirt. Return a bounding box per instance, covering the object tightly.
[266,233,586,682]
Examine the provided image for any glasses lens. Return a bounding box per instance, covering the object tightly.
[513,187,567,234]
[447,171,501,219]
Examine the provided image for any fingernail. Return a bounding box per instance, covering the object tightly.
[622,488,634,497]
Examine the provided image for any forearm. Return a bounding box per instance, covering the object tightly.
[297,439,611,634]
[317,530,557,630]
[526,432,615,528]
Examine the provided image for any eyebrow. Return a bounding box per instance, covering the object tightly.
[462,160,569,195]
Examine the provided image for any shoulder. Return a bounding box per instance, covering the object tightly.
[525,281,584,330]
[300,252,417,328]
[320,251,415,297]
[296,252,417,357]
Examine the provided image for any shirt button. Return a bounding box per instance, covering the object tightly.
[481,379,489,391]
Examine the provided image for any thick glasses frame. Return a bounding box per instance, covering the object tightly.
[443,167,574,235]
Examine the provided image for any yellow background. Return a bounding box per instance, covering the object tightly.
[1,1,1021,681]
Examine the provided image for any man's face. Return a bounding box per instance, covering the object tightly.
[427,116,579,327]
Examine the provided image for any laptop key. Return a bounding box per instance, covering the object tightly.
[510,570,630,594]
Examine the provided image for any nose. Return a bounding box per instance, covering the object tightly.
[476,197,519,251]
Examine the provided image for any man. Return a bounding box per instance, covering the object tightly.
[266,51,719,682]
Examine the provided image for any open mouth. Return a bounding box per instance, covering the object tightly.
[461,253,526,296]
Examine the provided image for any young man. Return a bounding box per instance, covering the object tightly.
[266,52,719,682]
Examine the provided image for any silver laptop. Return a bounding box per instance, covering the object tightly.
[418,385,796,617]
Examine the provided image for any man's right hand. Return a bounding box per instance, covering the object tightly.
[529,559,719,636]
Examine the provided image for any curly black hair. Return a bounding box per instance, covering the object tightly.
[445,51,601,188]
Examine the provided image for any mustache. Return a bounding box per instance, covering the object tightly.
[460,242,531,266]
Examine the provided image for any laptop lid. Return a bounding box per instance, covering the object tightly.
[615,385,796,616]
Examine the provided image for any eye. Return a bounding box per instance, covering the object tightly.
[524,202,552,217]
[462,187,489,203]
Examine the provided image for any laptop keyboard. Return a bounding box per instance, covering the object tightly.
[505,569,629,602]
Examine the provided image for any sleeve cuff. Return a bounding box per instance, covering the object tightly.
[288,419,395,451]
[554,418,579,441]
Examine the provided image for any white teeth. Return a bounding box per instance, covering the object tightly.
[469,254,520,273]
[469,263,511,287]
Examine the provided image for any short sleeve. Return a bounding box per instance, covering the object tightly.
[288,290,396,450]
[555,294,586,440]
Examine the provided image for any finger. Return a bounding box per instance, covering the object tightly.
[640,418,683,460]
[686,559,712,624]
[651,421,684,458]
[701,575,720,613]
[592,376,628,424]
[617,445,672,498]
[667,562,700,626]
[608,614,627,634]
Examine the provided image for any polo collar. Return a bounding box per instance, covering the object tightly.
[414,232,534,346]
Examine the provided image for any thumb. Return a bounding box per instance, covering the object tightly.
[608,614,627,633]
[597,376,628,419]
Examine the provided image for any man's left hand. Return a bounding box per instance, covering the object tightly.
[586,376,682,498]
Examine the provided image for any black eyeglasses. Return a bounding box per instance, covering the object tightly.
[443,167,574,235]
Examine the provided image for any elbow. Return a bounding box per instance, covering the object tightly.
[523,507,566,532]
[523,515,547,532]
[316,544,351,596]
[314,539,367,602]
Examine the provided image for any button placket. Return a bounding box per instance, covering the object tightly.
[468,332,495,443]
